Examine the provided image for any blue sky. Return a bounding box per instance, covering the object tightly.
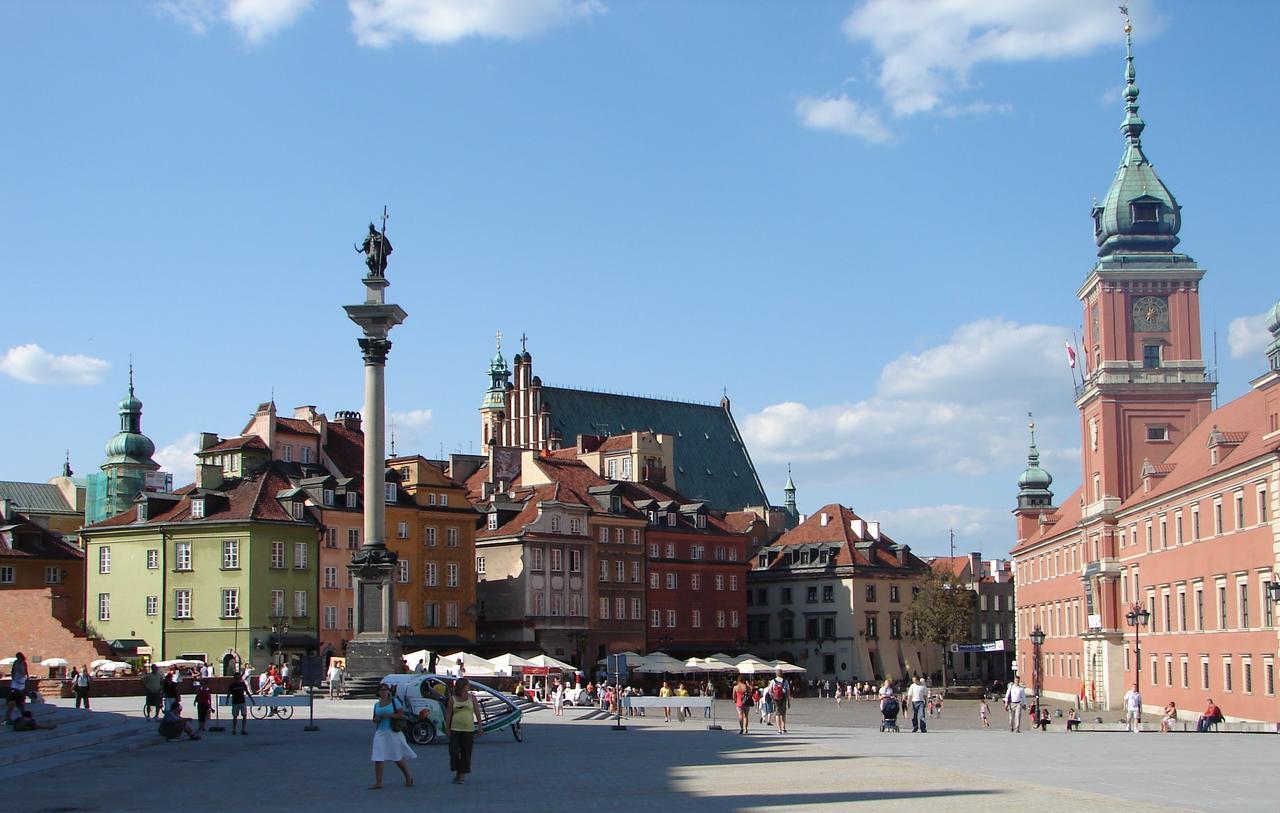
[1,1,1274,557]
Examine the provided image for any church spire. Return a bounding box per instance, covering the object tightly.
[1016,415,1054,511]
[1121,12,1144,147]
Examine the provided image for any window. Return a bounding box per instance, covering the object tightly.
[324,606,337,630]
[99,546,111,574]
[569,594,582,616]
[719,575,728,592]
[890,585,900,602]
[1244,658,1253,694]
[781,618,794,638]
[631,598,642,619]
[822,585,834,603]
[294,542,308,570]
[550,548,563,572]
[346,491,358,508]
[692,609,702,628]
[550,516,561,533]
[1142,344,1161,369]
[174,589,191,619]
[616,529,625,544]
[1201,657,1211,690]
[1147,425,1168,441]
[665,543,676,558]
[425,562,438,586]
[649,572,659,589]
[616,561,625,582]
[1195,585,1204,631]
[425,526,438,546]
[1266,660,1276,696]
[600,527,608,544]
[690,573,701,591]
[222,588,239,618]
[146,595,157,616]
[666,573,677,590]
[550,594,563,616]
[666,512,676,527]
[98,592,110,620]
[1181,657,1189,689]
[323,489,335,507]
[348,529,360,548]
[729,575,738,592]
[486,513,498,531]
[1239,582,1249,629]
[865,585,876,602]
[271,589,285,617]
[599,560,609,582]
[384,482,396,503]
[40,565,59,584]
[282,444,293,462]
[190,497,206,519]
[631,561,640,583]
[175,542,192,571]
[667,609,677,627]
[1192,507,1201,540]
[447,528,459,547]
[1219,583,1228,629]
[0,567,11,584]
[615,597,626,619]
[690,545,703,560]
[865,614,878,638]
[632,529,641,545]
[347,606,355,629]
[731,610,740,628]
[325,527,337,548]
[570,549,582,573]
[1214,500,1223,535]
[446,563,459,588]
[1260,487,1270,524]
[424,602,439,627]
[476,556,486,577]
[397,521,409,539]
[323,566,337,589]
[397,559,410,583]
[1224,659,1234,692]
[294,590,308,617]
[441,494,449,507]
[569,518,581,535]
[446,602,459,628]
[650,609,660,628]
[146,549,159,569]
[599,597,610,619]
[781,587,792,604]
[531,548,544,571]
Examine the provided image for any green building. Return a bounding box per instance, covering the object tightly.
[82,458,319,673]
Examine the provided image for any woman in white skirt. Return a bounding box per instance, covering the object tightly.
[370,683,415,789]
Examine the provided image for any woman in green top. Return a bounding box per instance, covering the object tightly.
[445,677,484,784]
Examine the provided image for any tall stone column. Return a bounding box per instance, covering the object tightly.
[342,220,407,688]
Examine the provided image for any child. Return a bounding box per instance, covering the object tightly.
[979,699,990,728]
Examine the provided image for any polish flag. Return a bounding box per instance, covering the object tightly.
[1065,340,1077,369]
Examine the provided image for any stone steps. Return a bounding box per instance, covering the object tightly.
[0,705,161,778]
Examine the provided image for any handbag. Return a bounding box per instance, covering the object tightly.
[389,697,407,733]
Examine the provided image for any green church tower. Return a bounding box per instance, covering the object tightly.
[86,365,160,524]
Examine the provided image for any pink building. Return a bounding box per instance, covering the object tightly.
[1010,29,1280,723]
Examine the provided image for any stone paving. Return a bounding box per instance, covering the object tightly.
[11,696,1274,812]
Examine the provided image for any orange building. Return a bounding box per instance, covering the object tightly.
[1011,29,1280,723]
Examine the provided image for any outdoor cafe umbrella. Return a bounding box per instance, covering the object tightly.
[769,661,806,674]
[440,651,498,676]
[38,658,69,668]
[488,653,535,675]
[700,656,736,671]
[735,659,776,675]
[89,658,114,670]
[634,652,688,674]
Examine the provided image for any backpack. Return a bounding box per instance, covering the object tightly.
[770,682,785,702]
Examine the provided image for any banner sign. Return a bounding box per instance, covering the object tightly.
[949,640,1006,653]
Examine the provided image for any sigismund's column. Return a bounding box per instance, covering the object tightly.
[343,215,407,690]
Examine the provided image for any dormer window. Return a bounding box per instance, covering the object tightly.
[486,513,499,531]
[1131,200,1159,222]
[292,501,306,520]
[665,511,677,527]
[610,496,622,513]
[323,489,335,506]
[1146,425,1169,442]
[191,499,205,519]
[695,514,706,529]
[1092,206,1103,236]
[137,501,149,522]
[346,492,357,508]
[384,483,396,503]
[648,510,658,525]
[300,446,312,464]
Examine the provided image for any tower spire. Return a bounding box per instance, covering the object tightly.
[1120,7,1144,146]
[1016,412,1054,510]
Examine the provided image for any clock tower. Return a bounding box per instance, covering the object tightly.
[1076,20,1216,517]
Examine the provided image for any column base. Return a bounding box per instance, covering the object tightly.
[343,638,404,697]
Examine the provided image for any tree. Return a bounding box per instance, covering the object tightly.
[904,568,975,693]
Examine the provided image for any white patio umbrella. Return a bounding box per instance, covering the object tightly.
[634,653,688,674]
[153,659,202,668]
[403,649,431,671]
[96,661,131,672]
[727,653,768,666]
[440,652,497,676]
[770,661,806,674]
[700,656,737,672]
[38,658,69,668]
[684,657,709,671]
[89,658,114,670]
[488,653,535,675]
[525,653,577,672]
[735,658,775,675]
[707,653,735,663]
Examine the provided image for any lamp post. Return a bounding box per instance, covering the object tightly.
[1265,576,1280,604]
[270,616,290,665]
[1029,626,1046,703]
[1125,603,1150,687]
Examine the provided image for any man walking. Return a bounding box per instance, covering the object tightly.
[73,665,91,710]
[1004,677,1026,732]
[908,676,928,733]
[1124,683,1143,733]
[141,664,164,720]
[327,660,344,699]
[227,671,253,735]
[769,671,790,734]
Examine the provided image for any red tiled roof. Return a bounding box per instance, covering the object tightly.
[1122,388,1278,510]
[199,435,269,454]
[324,424,364,480]
[0,511,83,560]
[85,465,304,529]
[276,417,319,436]
[721,510,763,534]
[1010,484,1083,554]
[770,503,925,570]
[597,435,633,452]
[927,555,970,579]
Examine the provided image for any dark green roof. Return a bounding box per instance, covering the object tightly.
[0,481,76,515]
[540,387,768,511]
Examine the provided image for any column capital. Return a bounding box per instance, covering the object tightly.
[359,337,392,366]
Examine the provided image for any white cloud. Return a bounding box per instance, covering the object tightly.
[157,0,313,44]
[795,95,892,144]
[0,344,110,386]
[866,504,1010,555]
[348,0,604,48]
[740,318,1077,484]
[390,408,433,447]
[154,431,200,487]
[1227,310,1272,359]
[844,0,1146,118]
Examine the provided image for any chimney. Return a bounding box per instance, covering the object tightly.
[195,463,223,491]
[198,432,220,451]
[335,410,362,432]
[866,520,880,540]
[969,551,981,580]
[850,518,866,539]
[820,512,829,527]
[895,543,907,565]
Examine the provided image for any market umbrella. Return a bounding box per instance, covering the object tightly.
[770,661,806,674]
[0,657,16,667]
[89,658,114,670]
[634,653,688,674]
[153,659,203,668]
[700,656,736,672]
[403,649,431,671]
[488,653,534,675]
[525,653,576,672]
[440,652,497,676]
[727,653,768,665]
[39,658,69,668]
[684,658,709,671]
[735,659,775,675]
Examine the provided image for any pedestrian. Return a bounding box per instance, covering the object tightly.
[908,676,928,733]
[280,661,291,692]
[768,670,790,734]
[936,696,943,717]
[704,680,715,719]
[552,680,565,717]
[227,670,253,735]
[194,681,213,731]
[73,664,91,709]
[163,667,181,712]
[327,660,344,699]
[732,676,752,734]
[158,700,201,741]
[675,682,691,722]
[141,664,165,719]
[445,677,483,784]
[1160,700,1177,733]
[370,683,415,789]
[979,699,990,728]
[1003,677,1026,732]
[757,681,771,725]
[6,653,28,712]
[659,681,673,722]
[1123,683,1143,733]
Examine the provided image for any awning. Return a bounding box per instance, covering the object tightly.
[109,639,151,655]
[276,633,318,649]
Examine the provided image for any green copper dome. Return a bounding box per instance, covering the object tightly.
[103,371,159,468]
[1016,419,1054,510]
[480,336,511,411]
[1091,25,1181,257]
[1265,299,1280,335]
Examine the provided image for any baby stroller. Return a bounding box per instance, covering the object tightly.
[879,697,900,732]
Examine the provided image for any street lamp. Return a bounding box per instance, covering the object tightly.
[1125,603,1150,685]
[1265,577,1280,604]
[270,616,290,664]
[1029,626,1046,702]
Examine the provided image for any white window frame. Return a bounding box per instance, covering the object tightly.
[174,589,192,619]
[222,539,239,570]
[146,595,158,616]
[98,592,110,620]
[294,590,308,617]
[446,562,459,588]
[222,588,239,619]
[146,549,159,569]
[99,545,111,574]
[175,541,192,572]
[294,542,309,570]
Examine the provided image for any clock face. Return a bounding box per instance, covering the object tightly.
[1132,296,1169,332]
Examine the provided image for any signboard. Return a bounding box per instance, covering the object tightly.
[300,655,324,688]
[607,653,629,685]
[1087,614,1103,630]
[949,640,1006,654]
[144,471,173,493]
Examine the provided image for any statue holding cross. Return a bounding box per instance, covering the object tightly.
[355,207,393,277]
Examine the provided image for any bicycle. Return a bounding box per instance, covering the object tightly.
[250,700,294,720]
